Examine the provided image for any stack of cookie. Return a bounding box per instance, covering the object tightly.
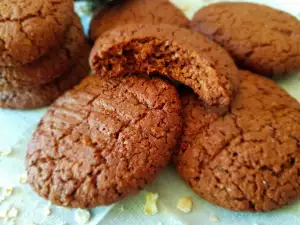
[0,0,90,109]
[25,1,300,213]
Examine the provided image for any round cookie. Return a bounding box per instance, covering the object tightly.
[0,46,90,109]
[0,0,74,66]
[191,2,300,77]
[89,0,189,41]
[174,70,300,212]
[90,24,239,107]
[0,15,87,88]
[26,75,182,208]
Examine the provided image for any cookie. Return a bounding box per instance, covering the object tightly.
[0,46,90,109]
[0,15,86,88]
[174,70,300,212]
[26,75,182,208]
[191,2,300,77]
[0,0,74,66]
[89,0,189,41]
[90,24,239,107]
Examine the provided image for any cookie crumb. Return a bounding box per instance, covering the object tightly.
[0,148,12,156]
[4,187,13,197]
[19,173,28,184]
[43,206,51,216]
[74,209,91,224]
[120,205,125,212]
[179,5,190,12]
[209,215,219,223]
[176,196,193,213]
[144,192,159,215]
[7,207,19,219]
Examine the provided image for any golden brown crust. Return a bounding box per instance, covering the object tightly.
[0,45,91,109]
[191,2,300,77]
[26,75,182,208]
[174,70,300,212]
[0,15,87,88]
[89,0,189,41]
[0,0,74,66]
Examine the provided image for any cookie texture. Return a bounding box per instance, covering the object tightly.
[89,0,189,41]
[26,75,182,208]
[0,0,74,66]
[90,24,239,107]
[0,15,86,88]
[191,2,300,77]
[0,46,90,109]
[174,70,300,212]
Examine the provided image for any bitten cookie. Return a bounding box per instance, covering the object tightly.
[89,0,189,41]
[0,46,90,109]
[90,24,239,107]
[174,70,300,212]
[0,15,86,88]
[191,2,300,77]
[0,0,74,66]
[26,75,182,208]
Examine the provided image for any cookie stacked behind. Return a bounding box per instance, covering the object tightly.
[0,0,90,109]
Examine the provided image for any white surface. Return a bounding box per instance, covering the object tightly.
[1,0,300,225]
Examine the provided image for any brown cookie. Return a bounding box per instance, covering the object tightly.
[0,15,86,88]
[191,2,300,77]
[0,46,90,109]
[26,75,182,208]
[89,0,189,41]
[0,0,74,66]
[174,70,300,212]
[90,24,239,107]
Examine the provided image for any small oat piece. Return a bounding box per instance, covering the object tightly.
[4,187,13,197]
[0,148,12,156]
[176,196,193,213]
[7,207,19,218]
[120,205,124,212]
[19,173,28,184]
[144,192,159,215]
[74,209,91,224]
[209,215,219,223]
[43,206,51,216]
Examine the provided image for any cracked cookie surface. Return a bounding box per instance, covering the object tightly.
[0,0,74,66]
[26,75,182,208]
[90,24,239,107]
[0,15,86,88]
[0,45,90,109]
[191,2,300,77]
[89,0,189,41]
[174,70,300,212]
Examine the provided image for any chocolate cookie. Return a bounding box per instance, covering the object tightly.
[26,75,182,208]
[0,15,86,88]
[0,0,74,66]
[191,2,300,77]
[90,24,239,107]
[89,0,189,41]
[0,46,90,109]
[174,70,300,212]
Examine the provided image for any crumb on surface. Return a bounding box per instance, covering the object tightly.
[144,192,159,215]
[176,196,193,213]
[74,209,91,224]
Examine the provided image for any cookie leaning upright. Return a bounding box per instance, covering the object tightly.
[191,2,300,77]
[26,75,182,208]
[89,0,189,41]
[174,70,300,212]
[0,0,74,66]
[90,24,239,107]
